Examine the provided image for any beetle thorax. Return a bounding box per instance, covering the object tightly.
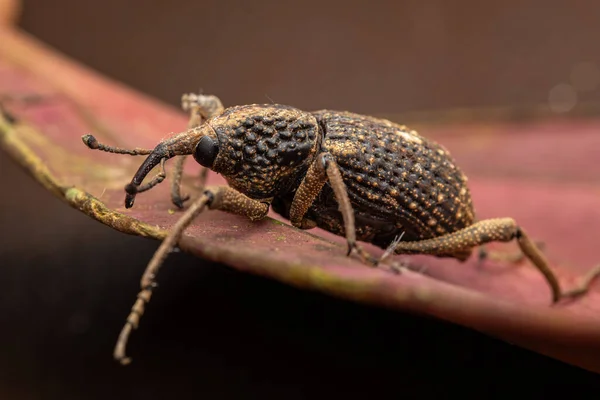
[209,105,321,200]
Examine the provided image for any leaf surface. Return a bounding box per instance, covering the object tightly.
[2,24,600,372]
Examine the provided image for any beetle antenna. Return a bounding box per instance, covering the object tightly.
[81,134,153,155]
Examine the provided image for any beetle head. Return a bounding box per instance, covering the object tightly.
[125,104,321,207]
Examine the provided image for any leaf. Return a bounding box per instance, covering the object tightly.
[2,24,600,373]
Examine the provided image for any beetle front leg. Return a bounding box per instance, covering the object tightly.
[114,185,269,365]
[389,217,600,304]
[170,93,226,209]
[289,153,377,265]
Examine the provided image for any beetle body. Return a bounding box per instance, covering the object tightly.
[83,93,600,365]
[273,109,476,254]
[199,104,476,255]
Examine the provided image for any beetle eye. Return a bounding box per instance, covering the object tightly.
[193,136,219,168]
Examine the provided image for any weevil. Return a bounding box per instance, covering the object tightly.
[82,93,600,365]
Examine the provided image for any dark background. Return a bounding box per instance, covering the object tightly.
[18,0,600,114]
[2,1,600,398]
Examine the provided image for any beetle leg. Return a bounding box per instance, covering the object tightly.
[389,217,600,304]
[170,155,190,208]
[169,94,226,209]
[114,185,270,365]
[181,92,225,120]
[289,152,377,265]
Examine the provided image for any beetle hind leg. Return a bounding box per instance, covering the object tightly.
[388,217,600,304]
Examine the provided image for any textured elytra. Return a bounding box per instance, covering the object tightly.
[209,104,320,199]
[272,110,476,249]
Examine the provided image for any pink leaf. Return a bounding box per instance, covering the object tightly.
[2,22,600,372]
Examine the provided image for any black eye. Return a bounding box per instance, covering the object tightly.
[193,136,219,167]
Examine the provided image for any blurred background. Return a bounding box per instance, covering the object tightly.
[2,0,600,399]
[18,0,600,116]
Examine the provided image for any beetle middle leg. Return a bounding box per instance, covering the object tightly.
[114,185,270,365]
[289,152,377,265]
[388,217,600,303]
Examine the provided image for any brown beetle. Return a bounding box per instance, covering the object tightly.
[83,93,600,365]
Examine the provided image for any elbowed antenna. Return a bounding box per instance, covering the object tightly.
[123,127,211,208]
